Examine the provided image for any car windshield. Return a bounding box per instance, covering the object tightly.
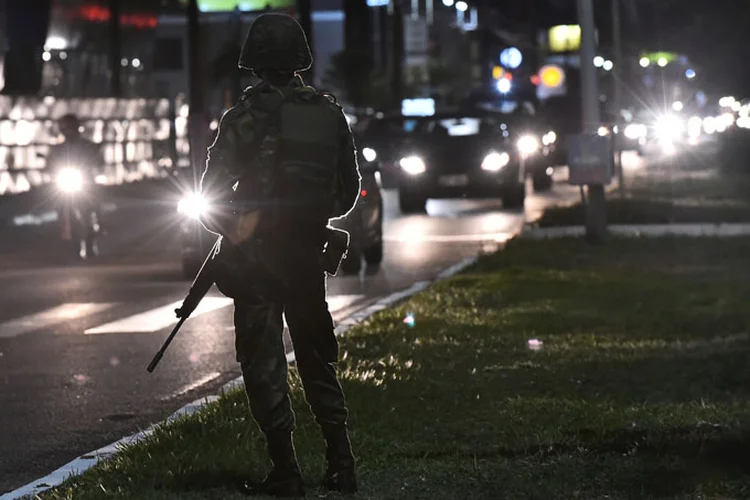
[359,117,418,139]
[411,115,526,139]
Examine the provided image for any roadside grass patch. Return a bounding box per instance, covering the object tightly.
[540,157,750,226]
[37,237,750,499]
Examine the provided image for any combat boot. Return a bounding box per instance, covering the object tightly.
[242,431,305,497]
[322,426,358,494]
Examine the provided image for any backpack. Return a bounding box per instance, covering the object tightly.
[238,84,343,226]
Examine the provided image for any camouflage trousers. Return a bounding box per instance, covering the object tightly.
[232,239,350,437]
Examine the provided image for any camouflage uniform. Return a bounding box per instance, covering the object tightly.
[198,13,361,498]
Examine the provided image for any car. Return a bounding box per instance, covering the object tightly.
[353,114,413,189]
[391,111,557,213]
[176,148,383,279]
[329,151,384,275]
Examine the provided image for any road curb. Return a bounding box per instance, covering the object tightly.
[2,256,481,500]
[521,223,750,239]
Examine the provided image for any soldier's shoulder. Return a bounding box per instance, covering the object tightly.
[294,84,341,108]
[220,100,252,124]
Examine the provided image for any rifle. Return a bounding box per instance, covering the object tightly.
[147,237,222,373]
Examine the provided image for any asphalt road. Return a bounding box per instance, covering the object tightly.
[0,172,581,493]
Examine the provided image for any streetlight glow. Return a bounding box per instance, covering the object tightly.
[456,1,468,11]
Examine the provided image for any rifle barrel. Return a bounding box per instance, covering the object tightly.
[147,316,187,372]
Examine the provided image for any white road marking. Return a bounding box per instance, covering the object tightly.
[84,297,234,335]
[0,303,116,339]
[282,294,364,329]
[326,294,363,312]
[84,295,363,336]
[162,371,222,401]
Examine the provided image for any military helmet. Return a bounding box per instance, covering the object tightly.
[238,13,313,72]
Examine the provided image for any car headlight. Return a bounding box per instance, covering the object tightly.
[624,124,646,140]
[654,115,685,140]
[399,155,426,175]
[517,135,539,155]
[687,116,703,137]
[481,151,510,172]
[177,193,208,220]
[542,131,557,146]
[362,147,377,162]
[56,167,84,193]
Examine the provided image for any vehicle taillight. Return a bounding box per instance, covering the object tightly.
[361,189,368,197]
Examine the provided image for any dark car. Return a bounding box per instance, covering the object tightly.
[391,111,557,213]
[176,149,383,279]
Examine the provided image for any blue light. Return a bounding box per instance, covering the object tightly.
[499,47,523,69]
[685,68,696,79]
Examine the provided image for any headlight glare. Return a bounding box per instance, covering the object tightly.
[517,135,539,155]
[399,155,426,175]
[177,193,208,220]
[542,131,557,146]
[654,115,685,139]
[56,167,84,193]
[362,147,377,162]
[481,151,510,171]
[624,124,647,140]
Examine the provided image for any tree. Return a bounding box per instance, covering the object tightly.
[2,0,51,95]
[323,48,376,112]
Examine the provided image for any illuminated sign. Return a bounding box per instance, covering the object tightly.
[402,98,435,117]
[78,5,158,28]
[640,52,679,65]
[548,25,581,53]
[179,0,295,11]
[539,65,565,88]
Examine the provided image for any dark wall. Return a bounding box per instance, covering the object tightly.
[2,0,51,95]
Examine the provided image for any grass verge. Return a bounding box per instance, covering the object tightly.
[38,236,750,499]
[539,153,750,227]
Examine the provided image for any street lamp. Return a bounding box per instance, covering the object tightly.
[442,0,454,6]
[456,1,468,11]
[639,57,649,68]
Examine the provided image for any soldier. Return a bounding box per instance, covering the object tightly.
[198,13,361,498]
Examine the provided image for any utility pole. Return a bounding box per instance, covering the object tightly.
[577,0,607,241]
[109,0,122,97]
[187,0,206,189]
[612,0,624,193]
[390,0,404,111]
